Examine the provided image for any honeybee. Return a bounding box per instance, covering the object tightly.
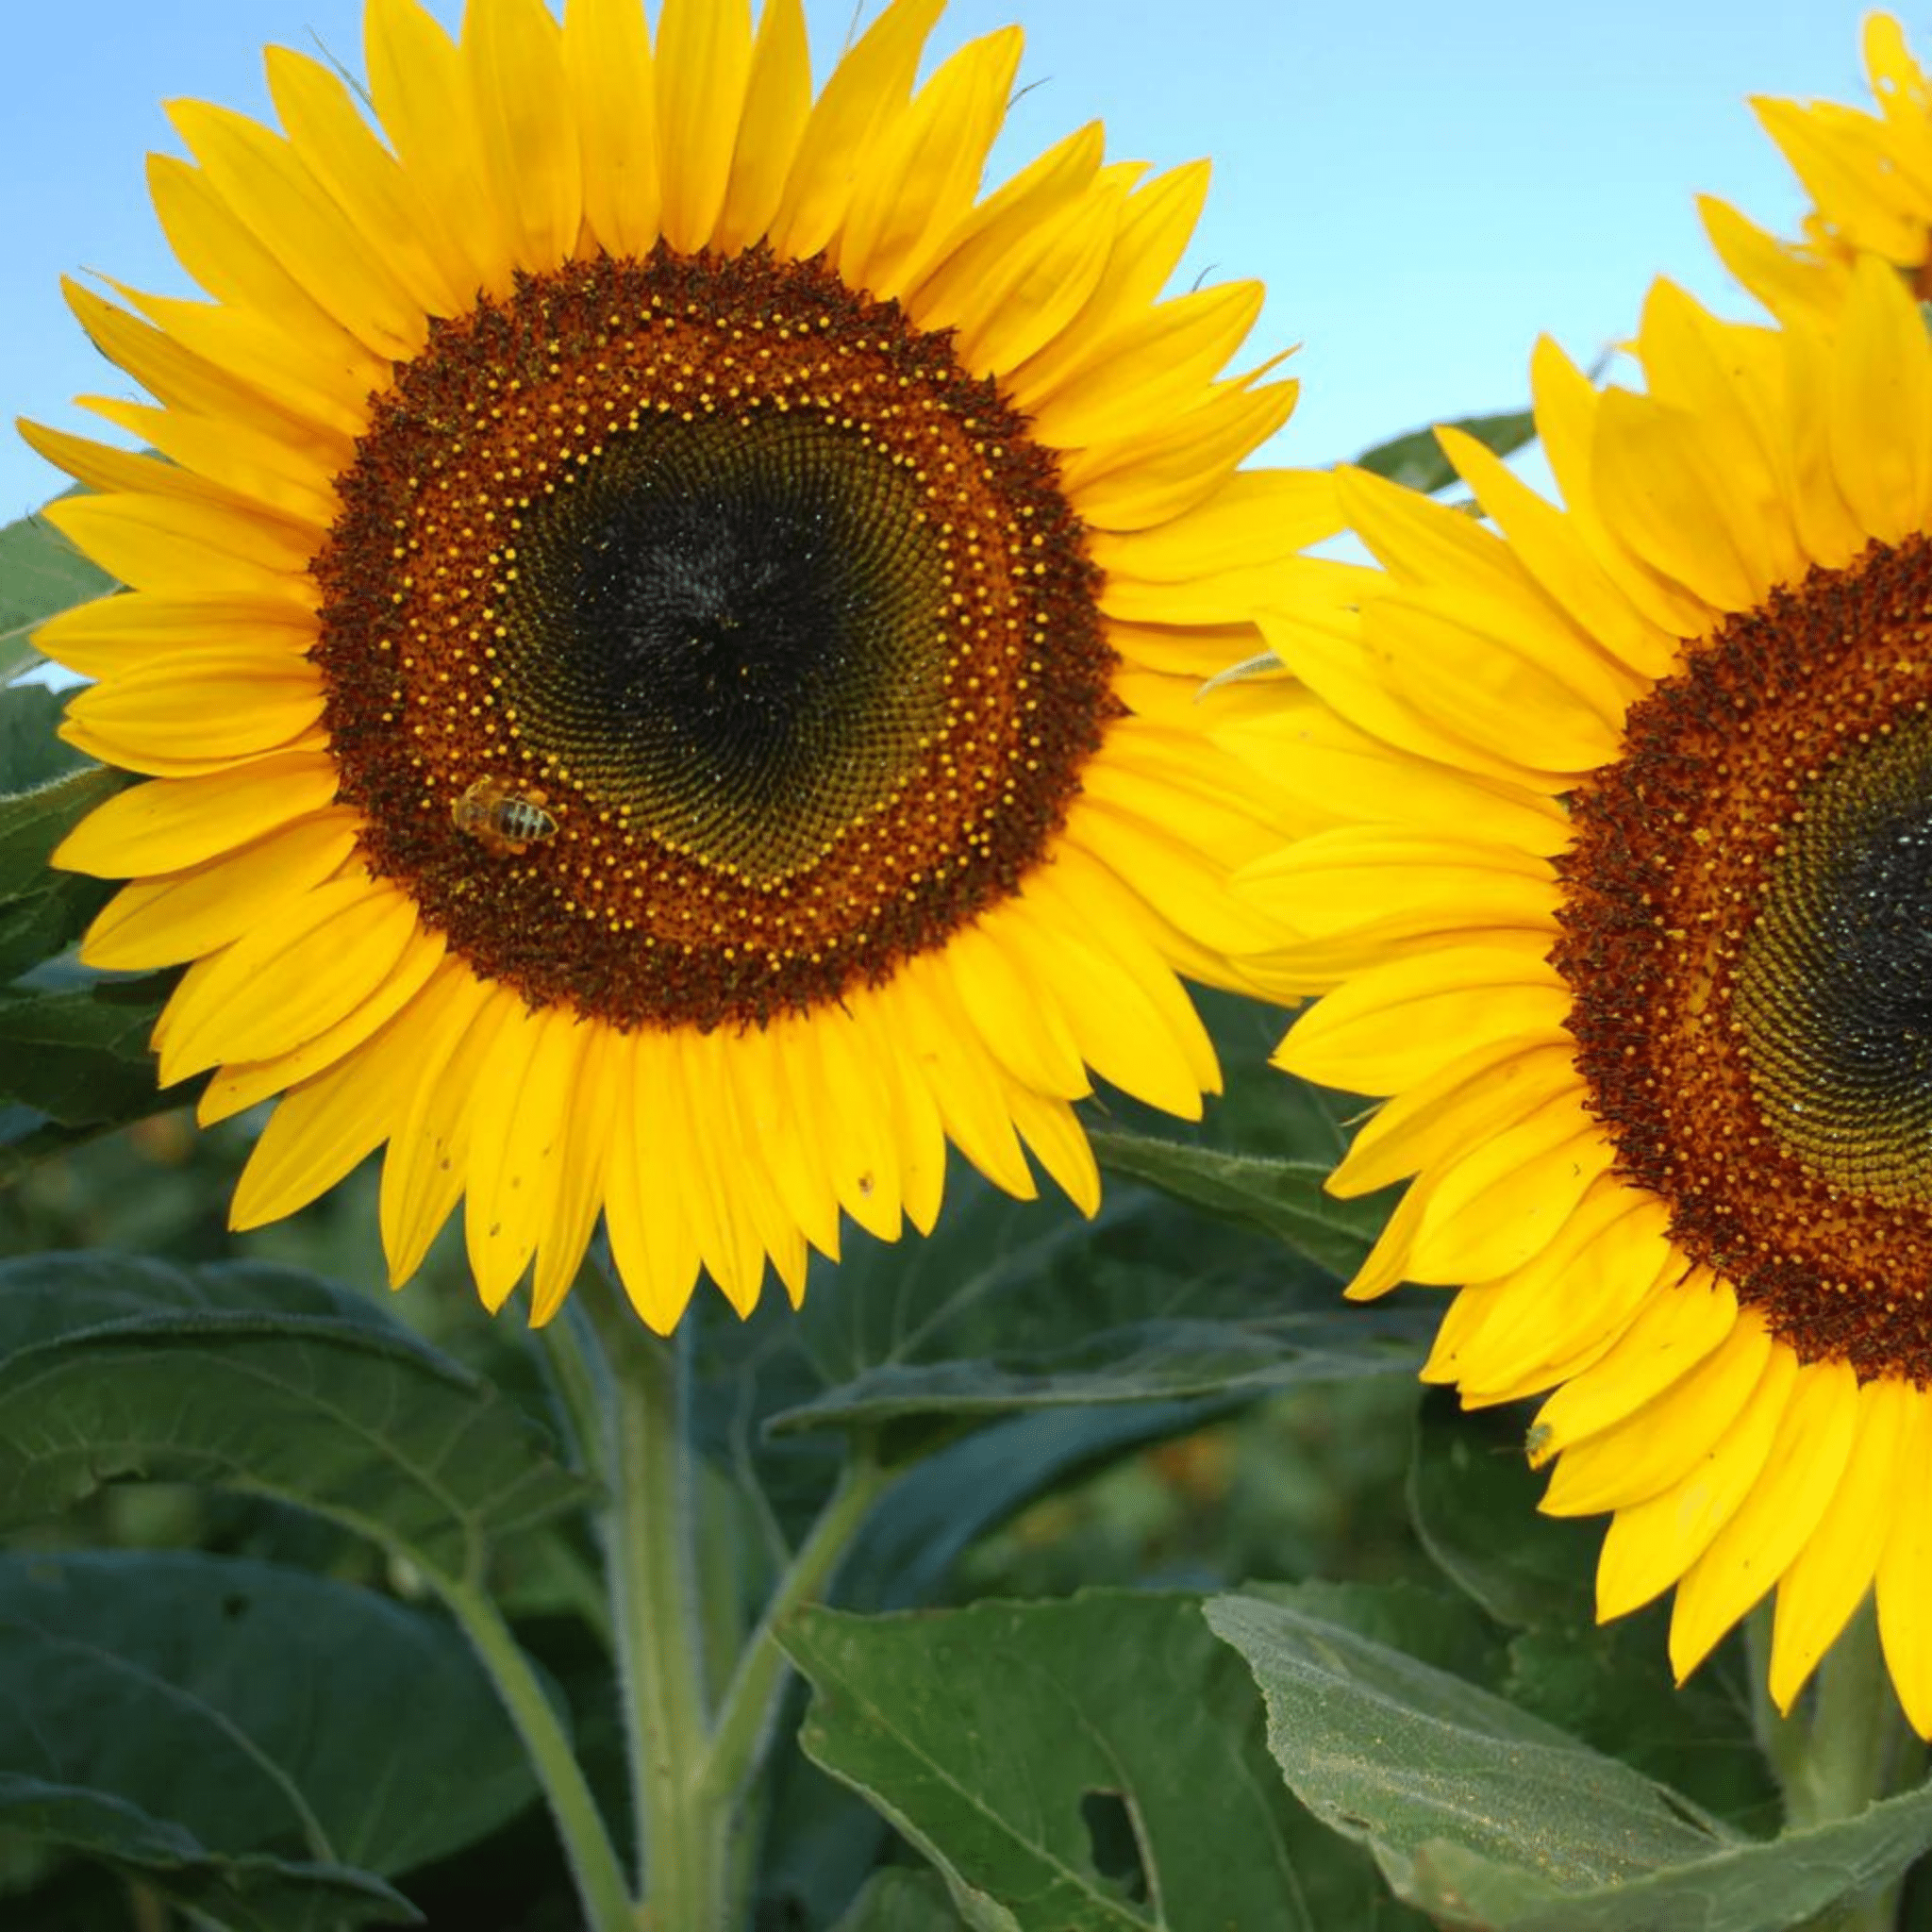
[453,775,558,857]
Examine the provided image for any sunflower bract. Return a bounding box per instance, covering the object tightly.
[1250,258,1932,1736]
[26,0,1338,1332]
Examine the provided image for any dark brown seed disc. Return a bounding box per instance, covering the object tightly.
[1555,536,1932,1384]
[312,245,1117,1032]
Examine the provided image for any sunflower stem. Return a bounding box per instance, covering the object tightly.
[1755,1597,1924,1932]
[693,1440,891,1812]
[593,1306,734,1929]
[439,1573,637,1932]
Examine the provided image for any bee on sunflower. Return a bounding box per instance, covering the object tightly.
[25,0,1336,1330]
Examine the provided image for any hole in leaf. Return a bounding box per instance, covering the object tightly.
[1080,1790,1148,1903]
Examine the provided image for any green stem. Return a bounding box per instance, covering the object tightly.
[595,1312,729,1930]
[695,1442,891,1811]
[440,1573,637,1932]
[1754,1597,1924,1932]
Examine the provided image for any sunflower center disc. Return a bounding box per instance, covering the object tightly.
[313,247,1116,1033]
[508,409,948,886]
[1556,537,1932,1381]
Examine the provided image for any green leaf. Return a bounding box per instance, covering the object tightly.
[0,681,88,793]
[1407,1390,1598,1633]
[1408,1396,1777,1826]
[717,1174,1424,1450]
[0,1776,416,1931]
[784,1591,1420,1932]
[1208,1591,1932,1931]
[1087,1133,1387,1279]
[0,707,125,979]
[0,1252,594,1585]
[0,975,175,1121]
[1353,407,1537,498]
[0,1549,543,1883]
[0,508,116,686]
[828,1866,971,1930]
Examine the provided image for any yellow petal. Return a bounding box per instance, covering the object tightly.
[80,811,359,971]
[603,1032,704,1331]
[529,1023,622,1324]
[1445,1182,1674,1405]
[144,148,368,374]
[44,492,314,594]
[1008,160,1209,408]
[166,98,426,360]
[378,971,511,1286]
[34,591,315,682]
[1594,1339,1800,1621]
[363,0,498,297]
[766,0,947,262]
[1770,1375,1919,1711]
[1275,938,1569,1094]
[466,1003,585,1312]
[1541,1305,1770,1517]
[228,1042,403,1230]
[1531,1270,1738,1459]
[60,650,324,774]
[56,755,339,879]
[561,0,662,258]
[1331,1038,1579,1198]
[199,924,447,1124]
[1670,1359,1858,1680]
[944,918,1090,1100]
[1876,1385,1932,1737]
[76,395,338,531]
[465,0,581,276]
[1830,255,1932,544]
[157,875,421,1083]
[655,0,754,254]
[1065,375,1298,531]
[1437,423,1676,680]
[265,45,470,319]
[892,957,1037,1200]
[1400,1097,1611,1288]
[835,28,1023,303]
[1026,282,1263,452]
[1090,471,1341,586]
[1001,1080,1102,1216]
[711,0,812,257]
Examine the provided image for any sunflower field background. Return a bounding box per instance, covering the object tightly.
[10,3,1932,1931]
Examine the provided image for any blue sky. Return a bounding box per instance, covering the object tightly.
[0,0,1878,523]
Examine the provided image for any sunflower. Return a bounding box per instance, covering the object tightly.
[1250,258,1932,1733]
[1703,12,1932,325]
[26,0,1331,1332]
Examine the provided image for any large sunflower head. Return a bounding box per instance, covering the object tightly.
[1253,258,1932,1732]
[27,0,1332,1331]
[1704,12,1932,325]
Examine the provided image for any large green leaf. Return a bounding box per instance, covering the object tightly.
[0,509,115,686]
[1353,407,1537,498]
[0,1549,542,1880]
[1407,1395,1777,1827]
[0,1776,416,1932]
[0,1253,593,1584]
[1208,1591,1932,1931]
[785,1591,1421,1932]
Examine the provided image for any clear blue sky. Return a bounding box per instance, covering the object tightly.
[0,0,1874,523]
